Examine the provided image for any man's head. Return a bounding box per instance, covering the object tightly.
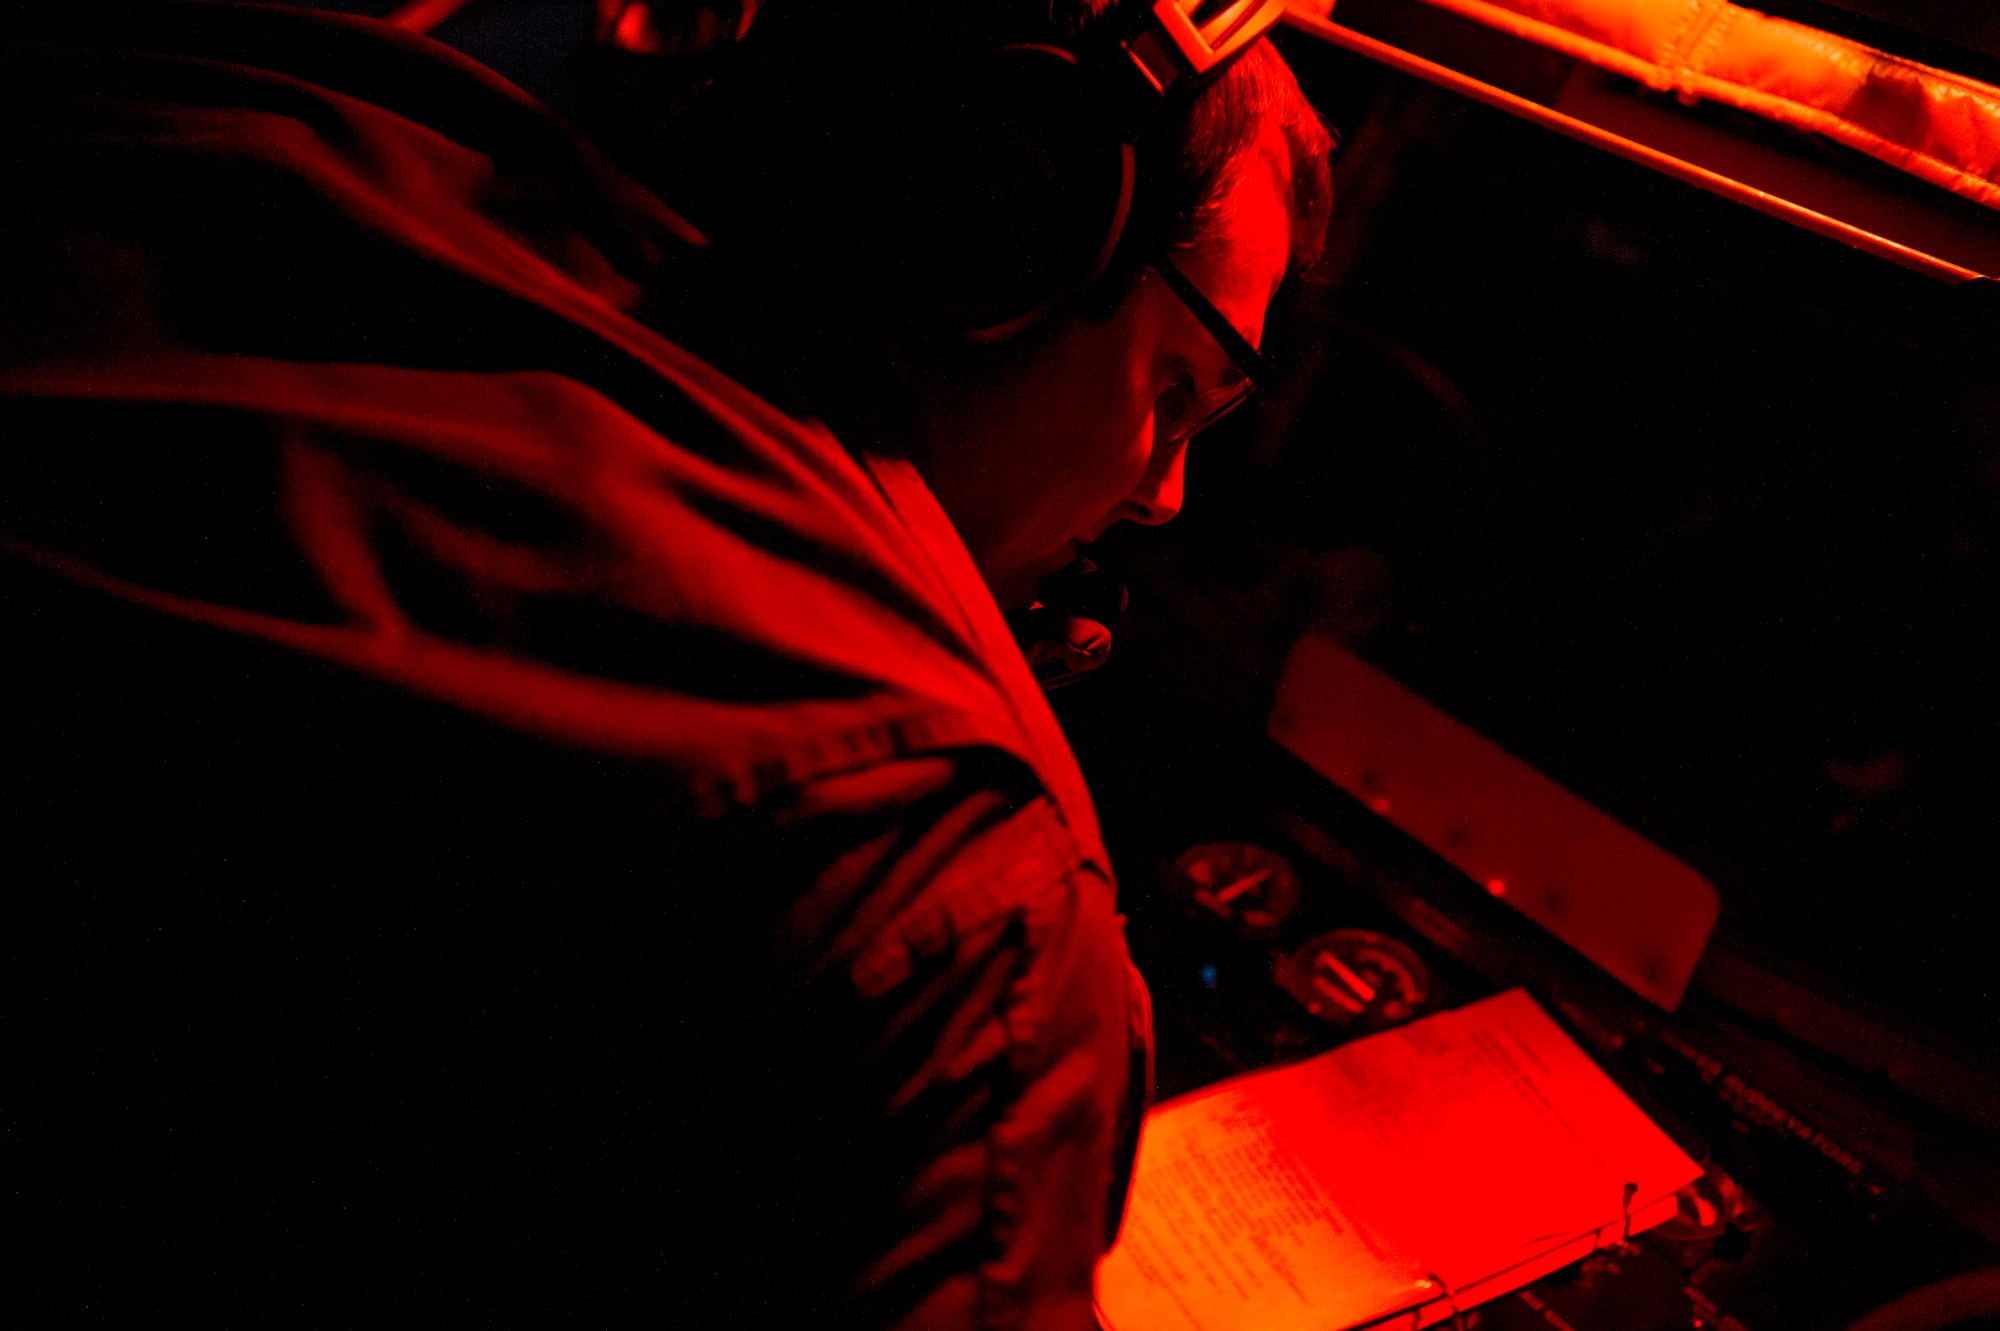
[913,35,1335,608]
[665,3,1334,607]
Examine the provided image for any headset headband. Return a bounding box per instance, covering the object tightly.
[1119,0,1290,104]
[705,0,1294,340]
[924,0,1289,339]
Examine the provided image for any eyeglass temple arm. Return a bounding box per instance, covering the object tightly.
[1157,258,1278,391]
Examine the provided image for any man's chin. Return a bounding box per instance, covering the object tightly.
[985,545,1082,614]
[1026,544,1086,606]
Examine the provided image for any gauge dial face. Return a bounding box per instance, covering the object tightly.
[1276,929,1432,1028]
[1164,842,1302,941]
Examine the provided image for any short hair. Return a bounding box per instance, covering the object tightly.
[1104,37,1337,314]
[1159,42,1333,264]
[981,0,1335,295]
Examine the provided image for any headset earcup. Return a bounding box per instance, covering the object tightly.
[881,45,1134,338]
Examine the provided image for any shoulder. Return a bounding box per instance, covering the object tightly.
[0,3,1079,825]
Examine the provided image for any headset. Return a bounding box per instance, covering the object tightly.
[901,0,1291,338]
[676,0,1289,341]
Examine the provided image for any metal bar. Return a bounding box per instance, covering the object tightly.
[1283,8,1986,282]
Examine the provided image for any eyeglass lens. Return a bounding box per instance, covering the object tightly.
[1156,374,1255,444]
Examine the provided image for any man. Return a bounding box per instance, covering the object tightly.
[0,1,1330,1325]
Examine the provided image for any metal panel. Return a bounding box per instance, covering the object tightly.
[1271,632,1721,1010]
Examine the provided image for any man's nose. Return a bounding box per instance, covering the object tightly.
[1124,437,1188,527]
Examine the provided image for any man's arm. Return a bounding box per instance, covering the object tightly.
[691,750,1149,1331]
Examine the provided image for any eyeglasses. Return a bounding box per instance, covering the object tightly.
[1152,258,1276,445]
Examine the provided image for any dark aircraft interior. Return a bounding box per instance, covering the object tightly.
[75,2,2000,1326]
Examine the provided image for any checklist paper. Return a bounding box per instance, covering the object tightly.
[1094,989,1701,1331]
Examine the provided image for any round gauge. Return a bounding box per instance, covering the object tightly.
[1650,1164,1750,1267]
[1162,842,1302,941]
[1275,929,1432,1029]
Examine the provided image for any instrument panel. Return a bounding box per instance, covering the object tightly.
[1061,669,2000,1331]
